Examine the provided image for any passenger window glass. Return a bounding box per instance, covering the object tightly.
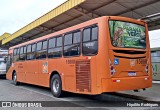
[64,31,81,57]
[14,49,17,56]
[83,41,98,55]
[20,47,23,54]
[49,38,56,48]
[57,37,62,47]
[19,46,26,61]
[37,42,42,51]
[64,45,80,56]
[64,34,72,45]
[17,48,20,55]
[73,31,80,43]
[83,28,91,42]
[48,47,62,58]
[24,46,26,54]
[32,44,36,52]
[92,27,98,40]
[48,36,62,58]
[27,45,31,52]
[83,26,98,56]
[42,40,47,50]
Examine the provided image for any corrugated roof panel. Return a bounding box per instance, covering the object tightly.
[135,2,160,17]
[95,2,127,16]
[65,19,83,26]
[117,0,153,9]
[54,14,73,23]
[120,12,142,19]
[65,9,82,17]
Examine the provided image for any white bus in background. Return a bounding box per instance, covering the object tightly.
[0,49,8,76]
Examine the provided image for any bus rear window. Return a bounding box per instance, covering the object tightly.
[109,20,146,49]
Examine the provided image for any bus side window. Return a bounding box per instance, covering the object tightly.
[19,47,24,61]
[36,41,42,59]
[19,46,26,61]
[36,40,47,59]
[63,31,80,57]
[41,40,47,58]
[16,48,20,61]
[31,43,36,59]
[48,36,62,58]
[24,46,26,60]
[27,44,31,60]
[13,48,17,62]
[82,25,98,55]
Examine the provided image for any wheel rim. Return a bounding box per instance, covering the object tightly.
[13,74,16,83]
[53,79,59,93]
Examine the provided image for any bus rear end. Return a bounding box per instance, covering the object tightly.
[102,16,152,92]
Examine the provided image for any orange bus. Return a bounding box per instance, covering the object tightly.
[6,16,152,97]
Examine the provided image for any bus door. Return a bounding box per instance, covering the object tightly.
[6,54,12,73]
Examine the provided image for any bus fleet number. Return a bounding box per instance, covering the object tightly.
[66,60,75,64]
[136,59,147,65]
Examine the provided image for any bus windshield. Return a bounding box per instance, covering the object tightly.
[109,20,146,49]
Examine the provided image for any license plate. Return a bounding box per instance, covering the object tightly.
[128,72,136,76]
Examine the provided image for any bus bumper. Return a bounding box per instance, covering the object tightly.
[101,76,152,92]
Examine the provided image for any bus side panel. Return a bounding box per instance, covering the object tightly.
[25,61,38,85]
[93,17,110,94]
[38,59,51,87]
[16,62,26,82]
[61,58,76,92]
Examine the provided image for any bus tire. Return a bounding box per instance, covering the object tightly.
[12,72,20,85]
[51,74,64,98]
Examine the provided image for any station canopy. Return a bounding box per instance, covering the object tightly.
[1,0,160,48]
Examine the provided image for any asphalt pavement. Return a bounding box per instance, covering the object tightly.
[0,76,159,110]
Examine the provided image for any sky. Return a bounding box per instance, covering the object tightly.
[0,0,159,48]
[0,0,67,35]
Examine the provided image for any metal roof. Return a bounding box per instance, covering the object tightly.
[1,0,160,48]
[0,33,11,41]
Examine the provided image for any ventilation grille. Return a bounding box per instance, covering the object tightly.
[76,60,91,92]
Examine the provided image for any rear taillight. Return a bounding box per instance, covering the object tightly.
[145,59,149,74]
[109,59,116,76]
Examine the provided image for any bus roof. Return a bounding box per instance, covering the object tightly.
[9,16,146,50]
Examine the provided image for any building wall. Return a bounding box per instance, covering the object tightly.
[151,50,160,81]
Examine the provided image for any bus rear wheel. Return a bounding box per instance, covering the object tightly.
[51,74,64,97]
[12,72,20,85]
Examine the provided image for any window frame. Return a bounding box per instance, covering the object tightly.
[13,48,19,62]
[36,41,42,51]
[26,43,36,60]
[82,24,99,56]
[19,46,26,61]
[63,30,81,58]
[36,40,48,60]
[14,48,17,56]
[48,35,62,59]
